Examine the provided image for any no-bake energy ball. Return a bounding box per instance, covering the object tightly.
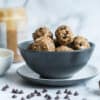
[55,25,74,45]
[73,36,90,50]
[31,36,55,52]
[33,27,53,40]
[56,45,73,52]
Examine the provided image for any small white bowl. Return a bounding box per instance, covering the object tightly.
[0,48,14,76]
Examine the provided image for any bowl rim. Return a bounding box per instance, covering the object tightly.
[0,48,14,59]
[18,40,95,53]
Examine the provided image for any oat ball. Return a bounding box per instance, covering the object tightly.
[56,45,73,52]
[33,27,53,40]
[55,25,74,45]
[73,36,90,50]
[31,36,55,52]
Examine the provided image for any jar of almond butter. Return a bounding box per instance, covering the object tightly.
[0,7,27,62]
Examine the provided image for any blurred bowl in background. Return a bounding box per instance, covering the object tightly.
[0,48,14,76]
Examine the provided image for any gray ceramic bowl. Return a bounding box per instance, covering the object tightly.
[19,41,95,79]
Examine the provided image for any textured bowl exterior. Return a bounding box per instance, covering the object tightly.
[19,41,95,78]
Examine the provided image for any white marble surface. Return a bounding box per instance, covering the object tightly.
[0,62,99,100]
[0,0,100,99]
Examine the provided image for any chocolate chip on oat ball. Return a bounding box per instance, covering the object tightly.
[33,27,53,40]
[73,36,90,50]
[53,39,60,47]
[55,25,74,45]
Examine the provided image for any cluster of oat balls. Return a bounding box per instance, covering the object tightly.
[28,25,90,52]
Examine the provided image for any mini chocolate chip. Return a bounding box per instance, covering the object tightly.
[12,89,18,93]
[44,94,51,100]
[44,94,48,98]
[5,85,9,88]
[30,92,35,97]
[26,94,31,99]
[1,87,6,91]
[56,90,61,94]
[64,95,69,99]
[47,95,51,100]
[37,92,41,96]
[64,89,68,93]
[42,88,47,93]
[74,91,79,96]
[55,95,59,100]
[34,90,38,94]
[16,89,19,93]
[21,97,25,100]
[19,90,24,94]
[67,91,72,95]
[12,95,17,98]
[1,85,9,91]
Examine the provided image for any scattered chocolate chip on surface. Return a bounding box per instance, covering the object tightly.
[30,92,35,97]
[55,95,59,100]
[44,94,51,100]
[42,88,47,93]
[44,94,48,98]
[1,84,9,91]
[74,91,79,96]
[64,89,68,93]
[67,91,72,95]
[18,90,24,94]
[56,90,61,94]
[21,97,25,100]
[47,95,52,100]
[26,94,31,99]
[34,90,38,94]
[64,94,69,99]
[11,89,18,94]
[12,95,17,99]
[37,92,41,96]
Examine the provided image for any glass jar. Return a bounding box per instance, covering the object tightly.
[0,1,28,62]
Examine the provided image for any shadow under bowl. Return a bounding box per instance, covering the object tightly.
[19,41,95,79]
